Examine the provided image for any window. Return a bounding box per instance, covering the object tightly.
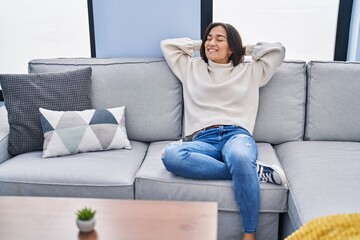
[0,0,90,74]
[348,0,360,61]
[213,0,340,61]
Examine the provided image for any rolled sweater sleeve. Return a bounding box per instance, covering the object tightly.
[246,42,286,87]
[160,38,202,81]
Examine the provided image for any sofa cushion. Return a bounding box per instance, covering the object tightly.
[39,107,131,158]
[0,141,148,199]
[135,141,288,213]
[0,107,10,164]
[276,141,360,229]
[305,61,360,141]
[253,61,306,144]
[135,141,287,240]
[28,58,183,142]
[0,68,92,156]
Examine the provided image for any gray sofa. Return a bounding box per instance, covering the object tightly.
[0,58,359,240]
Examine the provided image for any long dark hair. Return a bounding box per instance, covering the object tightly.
[200,22,245,66]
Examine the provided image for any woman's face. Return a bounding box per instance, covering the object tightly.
[205,26,232,64]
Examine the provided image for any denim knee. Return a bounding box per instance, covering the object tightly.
[223,134,258,172]
[161,141,184,173]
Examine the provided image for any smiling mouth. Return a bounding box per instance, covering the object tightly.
[207,49,218,52]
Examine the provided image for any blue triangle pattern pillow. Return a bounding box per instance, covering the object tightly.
[39,106,131,158]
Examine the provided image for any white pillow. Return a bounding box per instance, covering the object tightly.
[39,106,131,158]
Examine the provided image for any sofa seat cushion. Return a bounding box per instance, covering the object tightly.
[276,141,360,230]
[136,141,287,240]
[135,141,288,213]
[0,141,148,199]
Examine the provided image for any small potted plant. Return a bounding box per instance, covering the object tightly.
[76,207,96,233]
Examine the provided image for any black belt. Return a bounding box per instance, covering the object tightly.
[202,124,226,131]
[191,124,231,138]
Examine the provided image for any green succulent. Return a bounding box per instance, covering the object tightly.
[76,207,96,221]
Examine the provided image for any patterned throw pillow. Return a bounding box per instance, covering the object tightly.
[0,67,92,156]
[39,106,131,158]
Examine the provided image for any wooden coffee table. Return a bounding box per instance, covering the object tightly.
[0,196,217,240]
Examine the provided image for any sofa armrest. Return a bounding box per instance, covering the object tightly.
[0,107,11,163]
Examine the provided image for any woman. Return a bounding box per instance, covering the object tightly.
[160,22,286,240]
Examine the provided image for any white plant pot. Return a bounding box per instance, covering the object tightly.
[76,218,96,233]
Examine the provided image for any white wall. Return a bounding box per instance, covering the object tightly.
[0,0,90,74]
[213,0,339,62]
[348,0,360,61]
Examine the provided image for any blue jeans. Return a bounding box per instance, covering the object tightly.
[161,125,260,233]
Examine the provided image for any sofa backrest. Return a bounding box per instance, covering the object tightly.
[305,61,360,141]
[29,58,307,145]
[28,58,183,142]
[253,61,307,144]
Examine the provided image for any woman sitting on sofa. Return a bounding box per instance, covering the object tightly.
[160,22,286,240]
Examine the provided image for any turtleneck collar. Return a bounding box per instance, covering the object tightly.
[208,60,234,68]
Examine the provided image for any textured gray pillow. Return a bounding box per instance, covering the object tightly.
[0,67,92,156]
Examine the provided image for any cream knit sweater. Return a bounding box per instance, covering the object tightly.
[160,38,285,137]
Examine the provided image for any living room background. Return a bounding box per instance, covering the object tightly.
[0,0,359,76]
